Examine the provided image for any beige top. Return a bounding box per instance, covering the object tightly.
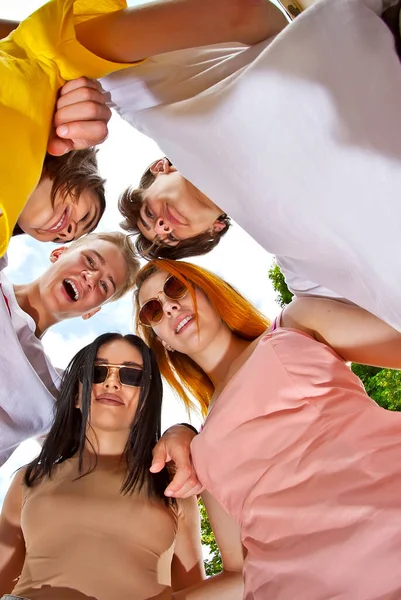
[13,457,178,600]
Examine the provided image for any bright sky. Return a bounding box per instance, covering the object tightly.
[0,0,280,505]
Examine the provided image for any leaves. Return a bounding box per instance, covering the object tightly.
[199,498,223,576]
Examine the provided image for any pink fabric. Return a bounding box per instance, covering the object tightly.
[191,327,401,599]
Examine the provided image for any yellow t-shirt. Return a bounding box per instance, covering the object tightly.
[0,0,139,256]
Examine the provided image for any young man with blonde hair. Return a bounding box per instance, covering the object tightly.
[0,231,139,465]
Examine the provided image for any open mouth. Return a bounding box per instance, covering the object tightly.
[175,315,194,334]
[63,279,79,301]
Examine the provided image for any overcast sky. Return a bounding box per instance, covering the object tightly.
[0,0,280,504]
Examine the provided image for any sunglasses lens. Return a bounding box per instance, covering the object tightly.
[139,299,163,326]
[93,365,108,384]
[164,276,187,299]
[119,367,143,387]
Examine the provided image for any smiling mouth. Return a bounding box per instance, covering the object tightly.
[63,279,79,301]
[165,205,186,226]
[44,207,69,234]
[175,315,194,334]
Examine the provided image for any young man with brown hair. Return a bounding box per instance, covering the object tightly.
[119,158,231,259]
[14,148,106,244]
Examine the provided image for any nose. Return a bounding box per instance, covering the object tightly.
[103,368,121,390]
[157,292,180,317]
[155,217,173,236]
[58,219,77,242]
[82,269,97,291]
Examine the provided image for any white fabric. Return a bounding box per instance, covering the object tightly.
[0,256,60,466]
[102,0,401,330]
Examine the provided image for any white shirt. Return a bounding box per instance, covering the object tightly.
[102,0,401,330]
[0,256,60,466]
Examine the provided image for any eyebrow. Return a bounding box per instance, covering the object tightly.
[138,213,151,232]
[91,250,116,294]
[84,207,100,234]
[96,359,143,368]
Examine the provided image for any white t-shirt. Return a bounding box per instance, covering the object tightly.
[0,256,60,466]
[102,0,401,330]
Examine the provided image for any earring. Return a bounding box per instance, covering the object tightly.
[162,340,175,353]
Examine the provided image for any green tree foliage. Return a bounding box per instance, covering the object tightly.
[199,499,223,576]
[268,263,294,307]
[268,261,401,412]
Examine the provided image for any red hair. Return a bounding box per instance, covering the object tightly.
[134,260,270,416]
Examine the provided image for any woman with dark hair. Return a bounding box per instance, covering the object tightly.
[135,259,401,600]
[0,333,243,600]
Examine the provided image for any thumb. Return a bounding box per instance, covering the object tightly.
[47,135,73,157]
[150,444,168,473]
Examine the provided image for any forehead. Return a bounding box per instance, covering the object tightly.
[97,338,143,365]
[76,240,125,266]
[138,270,169,304]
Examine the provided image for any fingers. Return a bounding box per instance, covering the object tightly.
[150,444,168,474]
[58,76,103,97]
[48,77,112,154]
[56,120,109,146]
[164,468,204,499]
[54,97,111,128]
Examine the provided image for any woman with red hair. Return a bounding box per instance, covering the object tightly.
[135,259,401,600]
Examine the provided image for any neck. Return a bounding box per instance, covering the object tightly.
[13,281,57,338]
[188,327,252,389]
[85,427,129,457]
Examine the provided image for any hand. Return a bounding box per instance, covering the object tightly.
[47,77,112,156]
[151,425,203,499]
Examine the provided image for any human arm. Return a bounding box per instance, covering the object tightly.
[282,297,401,369]
[75,0,288,64]
[172,491,243,599]
[0,471,26,595]
[151,425,203,499]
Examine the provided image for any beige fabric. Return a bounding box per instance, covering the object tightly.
[13,457,177,600]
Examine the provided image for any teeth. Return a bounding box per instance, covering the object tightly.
[176,315,193,333]
[65,279,79,301]
[50,211,65,231]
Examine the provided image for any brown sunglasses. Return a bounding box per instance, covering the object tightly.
[139,275,188,326]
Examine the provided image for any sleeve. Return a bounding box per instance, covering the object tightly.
[0,0,142,257]
[12,0,144,81]
[275,257,350,302]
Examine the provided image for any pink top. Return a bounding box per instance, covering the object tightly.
[191,325,401,599]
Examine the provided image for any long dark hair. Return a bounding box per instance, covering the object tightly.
[24,333,172,504]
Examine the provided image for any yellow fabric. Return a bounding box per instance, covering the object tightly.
[0,0,140,256]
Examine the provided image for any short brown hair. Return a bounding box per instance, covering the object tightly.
[68,231,139,301]
[119,158,231,260]
[44,148,106,232]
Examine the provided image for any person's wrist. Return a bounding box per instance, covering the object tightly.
[178,423,198,435]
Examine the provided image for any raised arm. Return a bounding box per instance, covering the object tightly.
[76,0,288,64]
[282,297,401,369]
[0,470,26,596]
[172,492,243,599]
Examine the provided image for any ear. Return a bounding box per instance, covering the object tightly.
[211,219,227,234]
[49,246,68,263]
[149,158,176,176]
[81,306,101,321]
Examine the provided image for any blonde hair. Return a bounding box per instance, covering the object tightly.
[68,232,139,301]
[134,259,270,416]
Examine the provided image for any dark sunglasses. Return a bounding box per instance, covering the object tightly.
[80,363,143,387]
[139,275,188,327]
